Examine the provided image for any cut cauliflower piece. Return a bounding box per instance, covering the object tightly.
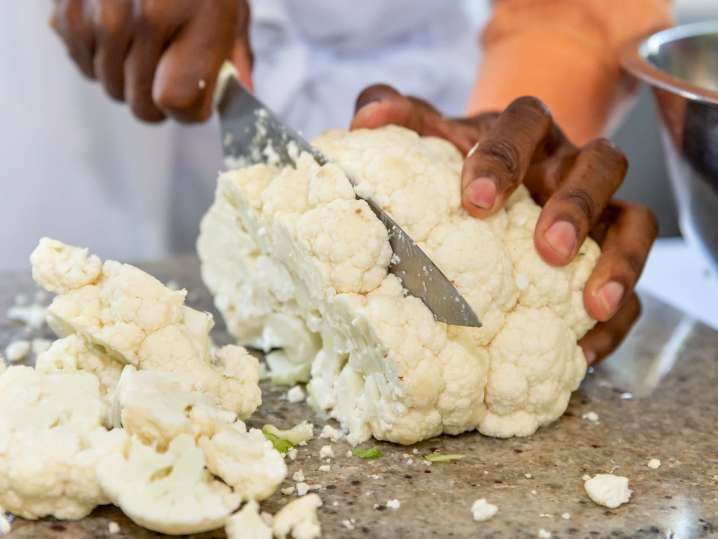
[199,424,287,502]
[30,237,102,294]
[35,334,123,405]
[584,474,632,508]
[480,307,587,437]
[30,238,261,418]
[97,434,240,535]
[226,501,272,539]
[0,366,125,520]
[272,493,322,539]
[199,126,598,444]
[114,366,286,501]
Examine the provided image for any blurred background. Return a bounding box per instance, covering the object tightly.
[0,0,716,325]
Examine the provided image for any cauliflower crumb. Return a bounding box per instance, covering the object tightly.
[386,499,400,510]
[318,465,331,472]
[108,521,120,534]
[7,303,47,330]
[0,510,11,535]
[525,473,533,479]
[287,448,298,461]
[292,470,305,482]
[319,424,343,442]
[31,338,52,356]
[281,487,295,496]
[561,513,571,520]
[296,483,310,496]
[584,474,632,508]
[471,498,498,522]
[5,340,30,363]
[582,411,599,422]
[319,445,334,459]
[342,518,356,530]
[287,385,305,403]
[647,458,661,470]
[538,529,552,538]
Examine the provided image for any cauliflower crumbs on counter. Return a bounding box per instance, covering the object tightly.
[561,513,571,520]
[582,411,599,422]
[342,518,356,530]
[7,302,47,330]
[5,340,30,363]
[647,458,661,469]
[281,487,295,496]
[287,448,298,461]
[319,445,334,459]
[108,521,120,534]
[525,473,533,479]
[318,465,331,472]
[292,470,305,482]
[386,499,400,510]
[296,483,310,496]
[538,529,552,538]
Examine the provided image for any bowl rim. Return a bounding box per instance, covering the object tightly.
[622,20,718,106]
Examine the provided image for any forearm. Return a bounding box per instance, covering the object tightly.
[468,0,673,145]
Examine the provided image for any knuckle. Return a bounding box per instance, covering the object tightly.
[154,84,202,115]
[561,187,596,224]
[95,0,129,38]
[477,138,521,178]
[134,0,166,32]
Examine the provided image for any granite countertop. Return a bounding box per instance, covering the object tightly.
[2,256,717,539]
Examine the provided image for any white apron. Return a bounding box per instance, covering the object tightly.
[0,1,487,270]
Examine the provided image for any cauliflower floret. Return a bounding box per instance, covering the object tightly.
[199,423,287,502]
[31,239,261,418]
[31,238,102,294]
[481,307,587,437]
[35,334,123,405]
[97,434,240,535]
[199,126,598,444]
[114,366,286,501]
[505,199,600,337]
[0,366,125,519]
[272,493,322,539]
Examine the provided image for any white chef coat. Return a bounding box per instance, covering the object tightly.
[0,1,487,271]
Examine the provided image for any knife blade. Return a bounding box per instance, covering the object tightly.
[216,73,480,328]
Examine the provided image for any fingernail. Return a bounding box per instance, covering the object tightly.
[544,220,577,259]
[465,177,497,209]
[584,350,596,365]
[597,281,624,318]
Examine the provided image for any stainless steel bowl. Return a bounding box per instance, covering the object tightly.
[623,21,718,274]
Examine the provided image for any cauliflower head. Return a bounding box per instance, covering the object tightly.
[30,238,261,418]
[198,126,598,444]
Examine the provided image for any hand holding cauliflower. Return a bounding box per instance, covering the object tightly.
[352,86,657,364]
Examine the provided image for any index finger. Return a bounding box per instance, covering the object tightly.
[461,96,557,217]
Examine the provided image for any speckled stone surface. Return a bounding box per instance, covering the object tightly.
[1,256,717,539]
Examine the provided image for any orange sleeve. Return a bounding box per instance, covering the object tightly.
[468,0,674,145]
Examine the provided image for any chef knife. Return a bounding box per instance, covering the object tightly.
[215,69,481,328]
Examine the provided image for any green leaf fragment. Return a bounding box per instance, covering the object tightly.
[423,452,465,463]
[352,447,383,459]
[261,427,295,454]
